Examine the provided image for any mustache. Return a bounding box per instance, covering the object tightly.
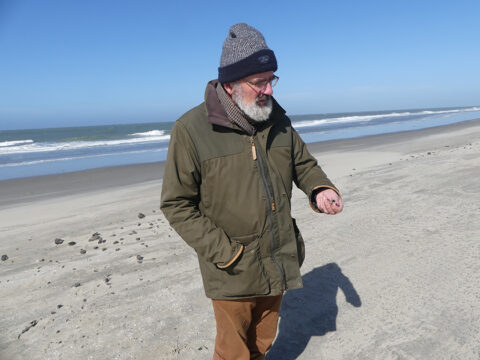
[256,94,271,102]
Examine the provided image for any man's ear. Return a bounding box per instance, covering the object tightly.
[223,82,234,96]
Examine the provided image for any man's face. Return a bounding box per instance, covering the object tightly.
[225,71,275,122]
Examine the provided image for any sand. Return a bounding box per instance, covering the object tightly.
[1,120,479,360]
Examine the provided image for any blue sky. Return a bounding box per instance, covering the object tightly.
[0,0,479,130]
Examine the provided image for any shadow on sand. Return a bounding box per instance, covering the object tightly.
[267,263,361,360]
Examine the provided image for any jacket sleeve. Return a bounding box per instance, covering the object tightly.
[160,121,243,267]
[291,128,341,212]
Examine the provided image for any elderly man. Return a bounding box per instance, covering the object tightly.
[161,23,343,360]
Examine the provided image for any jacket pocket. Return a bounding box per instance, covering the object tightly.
[292,218,305,268]
[219,234,270,297]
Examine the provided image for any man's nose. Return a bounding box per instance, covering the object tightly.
[262,82,274,96]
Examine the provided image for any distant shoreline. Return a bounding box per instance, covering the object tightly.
[1,117,479,208]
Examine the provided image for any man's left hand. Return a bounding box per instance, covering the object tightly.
[315,189,343,215]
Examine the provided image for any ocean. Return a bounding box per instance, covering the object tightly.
[1,106,479,181]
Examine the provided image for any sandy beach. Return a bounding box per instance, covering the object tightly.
[1,120,479,360]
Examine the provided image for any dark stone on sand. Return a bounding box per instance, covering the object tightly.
[73,282,81,287]
[80,249,86,254]
[113,241,119,244]
[427,152,432,155]
[136,255,144,261]
[138,213,146,219]
[1,254,8,261]
[54,238,64,245]
[89,232,101,242]
[136,237,140,241]
[68,241,76,246]
[18,320,38,339]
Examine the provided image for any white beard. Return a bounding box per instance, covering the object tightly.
[232,84,273,122]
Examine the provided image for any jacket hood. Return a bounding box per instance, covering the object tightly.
[205,80,233,128]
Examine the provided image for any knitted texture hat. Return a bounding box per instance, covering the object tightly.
[218,23,277,84]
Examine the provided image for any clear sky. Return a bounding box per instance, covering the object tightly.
[0,0,479,130]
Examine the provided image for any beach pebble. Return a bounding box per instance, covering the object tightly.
[80,249,86,254]
[89,232,101,242]
[68,241,76,246]
[54,238,64,245]
[136,255,144,261]
[18,320,38,339]
[1,254,8,261]
[138,213,145,219]
[73,282,81,287]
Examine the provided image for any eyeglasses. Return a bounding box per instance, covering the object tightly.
[245,75,279,93]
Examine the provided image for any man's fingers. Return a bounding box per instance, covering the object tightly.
[322,196,335,214]
[334,197,343,210]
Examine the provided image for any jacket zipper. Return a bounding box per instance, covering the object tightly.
[250,135,287,290]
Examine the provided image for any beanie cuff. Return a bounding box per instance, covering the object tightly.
[218,49,277,84]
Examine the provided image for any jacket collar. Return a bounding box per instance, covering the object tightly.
[204,80,286,132]
[204,80,233,129]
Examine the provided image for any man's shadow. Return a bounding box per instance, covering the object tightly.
[267,263,361,360]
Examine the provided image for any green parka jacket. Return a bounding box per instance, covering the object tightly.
[160,80,339,300]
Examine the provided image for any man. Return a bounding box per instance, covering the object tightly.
[161,23,343,360]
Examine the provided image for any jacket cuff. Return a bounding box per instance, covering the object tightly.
[216,244,244,269]
[310,185,341,213]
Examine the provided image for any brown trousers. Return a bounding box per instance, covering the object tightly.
[211,295,282,360]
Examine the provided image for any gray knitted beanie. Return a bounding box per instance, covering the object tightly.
[218,23,277,84]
